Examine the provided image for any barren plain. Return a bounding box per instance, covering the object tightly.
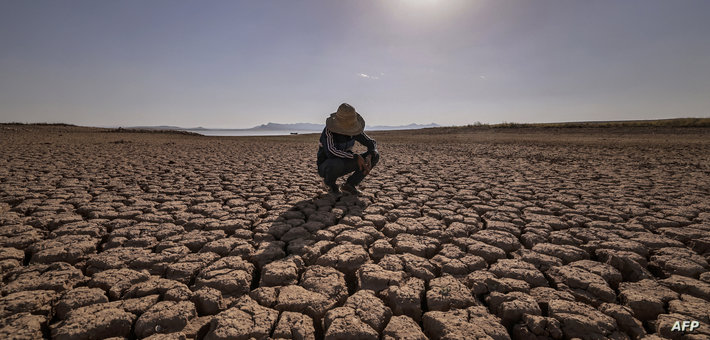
[1,124,709,340]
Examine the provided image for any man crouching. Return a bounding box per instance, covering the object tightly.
[317,103,379,195]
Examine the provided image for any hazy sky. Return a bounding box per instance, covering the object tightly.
[1,0,709,128]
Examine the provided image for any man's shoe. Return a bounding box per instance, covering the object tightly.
[323,180,340,194]
[340,183,362,195]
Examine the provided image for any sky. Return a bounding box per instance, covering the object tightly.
[1,0,709,128]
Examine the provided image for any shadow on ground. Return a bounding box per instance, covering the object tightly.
[242,192,375,338]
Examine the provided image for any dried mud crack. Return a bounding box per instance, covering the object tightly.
[1,124,709,339]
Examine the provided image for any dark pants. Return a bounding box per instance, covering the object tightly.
[318,152,380,189]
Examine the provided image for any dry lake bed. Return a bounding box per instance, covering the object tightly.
[1,124,709,339]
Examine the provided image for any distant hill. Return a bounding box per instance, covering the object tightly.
[125,122,441,132]
[249,122,440,131]
[460,117,710,129]
[368,123,440,130]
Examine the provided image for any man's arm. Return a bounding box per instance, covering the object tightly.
[354,132,377,158]
[324,129,355,159]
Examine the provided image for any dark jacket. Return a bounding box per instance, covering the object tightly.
[317,128,377,166]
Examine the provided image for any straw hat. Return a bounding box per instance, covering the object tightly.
[325,103,365,136]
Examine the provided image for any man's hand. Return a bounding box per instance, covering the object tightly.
[357,154,371,175]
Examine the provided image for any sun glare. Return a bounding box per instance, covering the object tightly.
[384,0,471,25]
[387,0,443,10]
[405,0,440,6]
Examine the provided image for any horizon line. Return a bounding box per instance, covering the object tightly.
[2,117,709,130]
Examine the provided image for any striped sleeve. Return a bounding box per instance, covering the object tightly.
[355,131,377,155]
[325,129,354,159]
[361,131,377,150]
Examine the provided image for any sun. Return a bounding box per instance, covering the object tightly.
[384,0,470,22]
[403,0,440,6]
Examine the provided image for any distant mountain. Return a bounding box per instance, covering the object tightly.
[248,122,440,131]
[368,123,440,130]
[125,122,440,132]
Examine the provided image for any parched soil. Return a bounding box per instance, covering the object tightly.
[1,124,709,339]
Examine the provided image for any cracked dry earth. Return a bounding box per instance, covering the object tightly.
[1,125,709,340]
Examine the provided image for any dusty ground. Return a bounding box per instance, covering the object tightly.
[1,124,709,340]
